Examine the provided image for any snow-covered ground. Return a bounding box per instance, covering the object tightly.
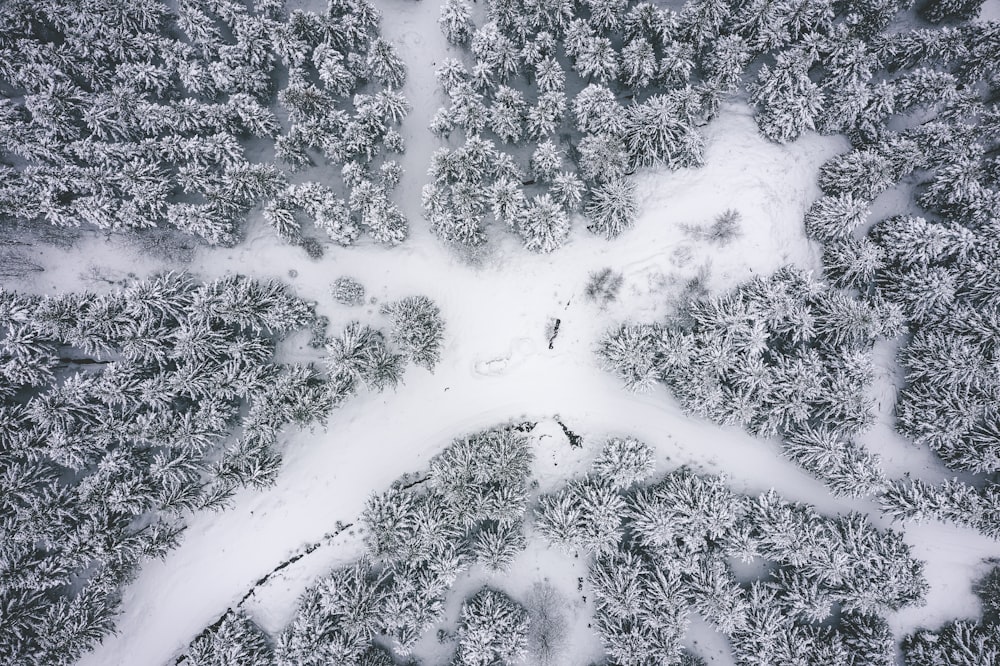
[0,0,984,663]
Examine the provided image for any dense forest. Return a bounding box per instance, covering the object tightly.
[178,425,932,665]
[0,0,408,253]
[0,273,444,664]
[2,0,1000,663]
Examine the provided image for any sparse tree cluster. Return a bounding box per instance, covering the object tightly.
[599,267,894,496]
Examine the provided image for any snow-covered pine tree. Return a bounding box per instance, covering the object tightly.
[180,610,273,666]
[592,436,655,489]
[530,141,563,182]
[585,177,638,239]
[517,194,571,253]
[454,588,530,666]
[439,0,475,45]
[803,194,871,242]
[380,296,446,372]
[365,38,406,88]
[749,51,824,143]
[920,0,986,22]
[324,321,403,390]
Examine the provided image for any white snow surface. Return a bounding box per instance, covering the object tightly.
[0,0,983,663]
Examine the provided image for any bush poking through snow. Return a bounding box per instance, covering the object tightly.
[592,437,655,489]
[454,588,530,666]
[380,296,446,371]
[585,268,624,308]
[332,277,367,306]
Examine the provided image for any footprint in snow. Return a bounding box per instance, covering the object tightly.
[472,337,536,376]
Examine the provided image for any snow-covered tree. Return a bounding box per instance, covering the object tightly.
[803,194,871,242]
[366,38,406,88]
[585,178,638,239]
[380,296,446,372]
[325,321,403,390]
[749,52,824,143]
[531,141,563,182]
[920,0,985,22]
[455,588,529,666]
[180,611,273,666]
[592,436,655,489]
[517,194,571,253]
[440,0,475,45]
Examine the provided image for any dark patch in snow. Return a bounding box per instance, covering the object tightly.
[555,419,582,448]
[512,420,537,433]
[175,521,354,663]
[547,318,561,349]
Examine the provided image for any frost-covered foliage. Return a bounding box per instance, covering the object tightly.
[242,427,535,660]
[359,425,533,653]
[535,465,927,666]
[324,321,404,391]
[881,479,1000,539]
[902,563,998,665]
[0,273,342,664]
[331,276,367,306]
[181,423,930,666]
[599,267,894,496]
[454,588,530,666]
[0,0,408,248]
[592,436,655,489]
[179,611,273,666]
[784,3,1000,538]
[381,296,446,371]
[425,0,720,252]
[586,178,639,239]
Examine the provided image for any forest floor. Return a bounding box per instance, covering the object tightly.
[0,0,993,664]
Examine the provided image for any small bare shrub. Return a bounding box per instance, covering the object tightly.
[585,268,624,307]
[526,582,568,666]
[332,277,366,306]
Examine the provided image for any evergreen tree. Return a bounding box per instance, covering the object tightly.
[440,0,475,45]
[517,194,571,253]
[749,52,824,143]
[592,436,655,489]
[455,588,529,666]
[586,178,638,239]
[380,296,446,372]
[919,0,985,22]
